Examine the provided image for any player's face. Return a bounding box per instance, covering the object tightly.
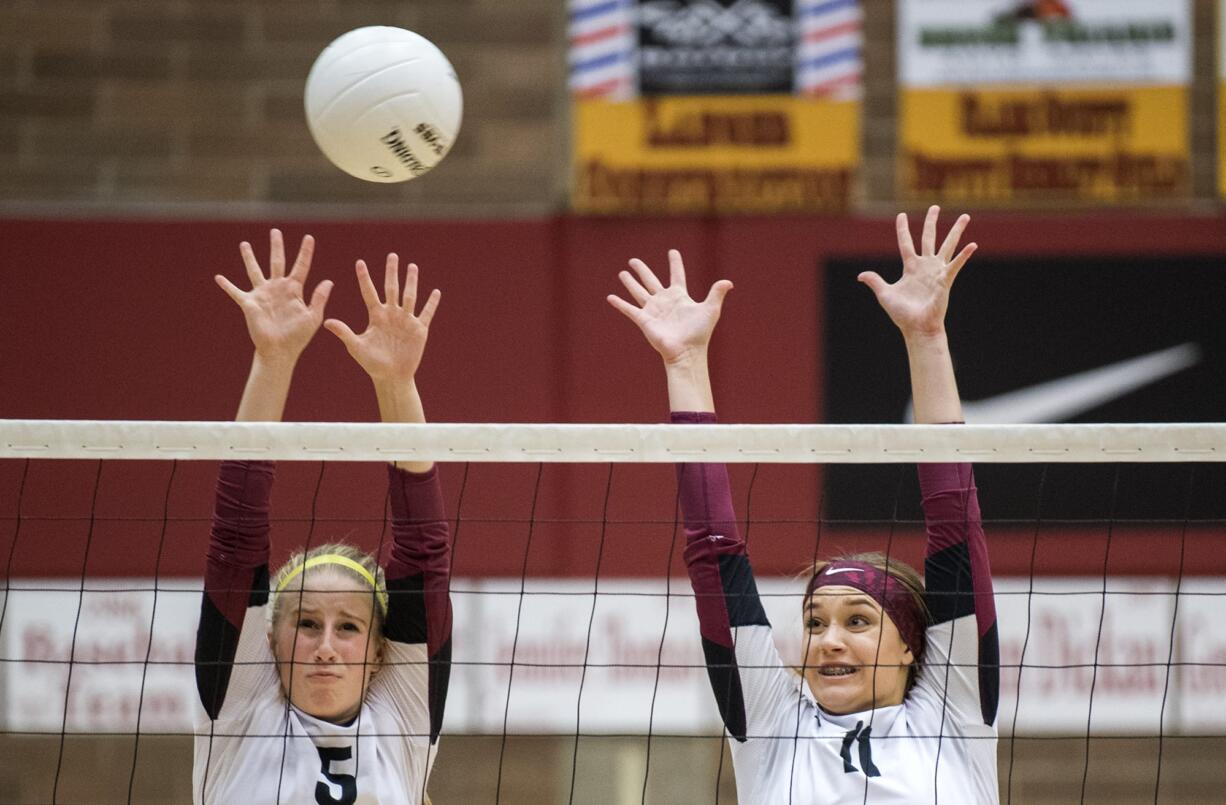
[270,571,383,723]
[801,585,914,715]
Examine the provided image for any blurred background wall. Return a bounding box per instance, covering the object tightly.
[2,0,1220,215]
[3,1,1226,804]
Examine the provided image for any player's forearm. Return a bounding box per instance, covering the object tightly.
[672,413,741,542]
[384,464,452,655]
[208,460,274,567]
[920,463,995,621]
[664,351,715,413]
[235,353,297,422]
[905,331,963,424]
[374,378,433,473]
[205,461,272,621]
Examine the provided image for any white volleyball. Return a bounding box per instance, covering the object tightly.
[304,26,463,183]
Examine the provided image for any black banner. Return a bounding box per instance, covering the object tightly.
[822,254,1226,521]
[638,0,795,94]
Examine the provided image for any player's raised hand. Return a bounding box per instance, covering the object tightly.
[215,228,333,362]
[857,205,976,341]
[324,253,440,386]
[607,249,733,367]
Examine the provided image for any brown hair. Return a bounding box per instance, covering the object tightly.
[804,551,929,693]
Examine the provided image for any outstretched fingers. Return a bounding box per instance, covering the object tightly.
[920,205,940,256]
[238,240,264,288]
[417,288,441,327]
[383,253,400,306]
[288,234,315,283]
[619,266,651,305]
[606,293,644,324]
[307,279,334,318]
[946,242,978,282]
[354,260,381,310]
[397,260,439,321]
[214,273,246,304]
[938,214,970,262]
[323,317,358,348]
[703,279,733,309]
[856,270,888,299]
[667,249,687,290]
[268,228,286,279]
[401,261,418,310]
[627,257,665,294]
[895,213,917,262]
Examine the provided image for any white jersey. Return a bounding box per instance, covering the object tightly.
[669,432,999,805]
[728,618,997,805]
[195,460,452,805]
[193,605,435,805]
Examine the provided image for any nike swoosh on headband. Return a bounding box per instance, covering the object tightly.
[904,342,1202,424]
[823,567,862,576]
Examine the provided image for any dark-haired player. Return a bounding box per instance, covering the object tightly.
[608,207,999,803]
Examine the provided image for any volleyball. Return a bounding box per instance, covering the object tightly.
[304,26,463,183]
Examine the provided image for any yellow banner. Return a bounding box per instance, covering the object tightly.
[1220,0,1226,197]
[899,86,1188,204]
[573,96,858,214]
[1220,81,1226,198]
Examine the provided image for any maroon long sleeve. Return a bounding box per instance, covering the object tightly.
[919,462,999,725]
[674,411,767,741]
[383,464,453,743]
[195,460,274,719]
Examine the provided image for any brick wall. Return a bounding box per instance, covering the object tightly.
[0,1,1221,214]
[0,0,565,215]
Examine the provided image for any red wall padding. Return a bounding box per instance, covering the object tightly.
[3,213,1225,578]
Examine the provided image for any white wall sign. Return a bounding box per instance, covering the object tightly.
[3,576,1225,736]
[898,0,1192,87]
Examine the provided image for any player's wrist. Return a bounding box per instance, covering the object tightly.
[902,329,950,355]
[250,350,300,377]
[373,377,423,422]
[661,344,710,371]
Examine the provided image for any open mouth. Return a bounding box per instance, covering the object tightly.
[818,665,857,677]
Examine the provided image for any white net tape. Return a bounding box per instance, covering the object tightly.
[2,419,1224,462]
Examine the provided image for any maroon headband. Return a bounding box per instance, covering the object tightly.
[804,561,926,658]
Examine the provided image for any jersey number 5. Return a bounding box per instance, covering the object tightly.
[315,745,358,805]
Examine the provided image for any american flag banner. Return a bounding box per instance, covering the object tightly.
[568,0,636,100]
[795,0,863,99]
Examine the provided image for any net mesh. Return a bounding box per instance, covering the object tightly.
[2,420,1225,804]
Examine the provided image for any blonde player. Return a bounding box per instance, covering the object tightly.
[608,207,999,803]
[194,230,451,804]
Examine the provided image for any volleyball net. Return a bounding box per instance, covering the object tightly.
[2,420,1225,803]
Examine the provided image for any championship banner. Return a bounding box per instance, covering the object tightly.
[569,0,862,214]
[898,0,1192,204]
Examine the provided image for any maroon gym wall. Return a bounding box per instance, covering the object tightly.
[2,214,1225,581]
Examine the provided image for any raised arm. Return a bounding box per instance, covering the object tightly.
[326,254,452,744]
[607,249,731,412]
[197,229,331,717]
[856,205,974,426]
[861,207,998,727]
[215,229,333,423]
[610,252,780,741]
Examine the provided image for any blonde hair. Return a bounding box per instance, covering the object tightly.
[268,542,388,635]
[803,551,929,693]
[270,544,437,800]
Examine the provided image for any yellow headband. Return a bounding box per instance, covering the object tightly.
[275,554,389,615]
